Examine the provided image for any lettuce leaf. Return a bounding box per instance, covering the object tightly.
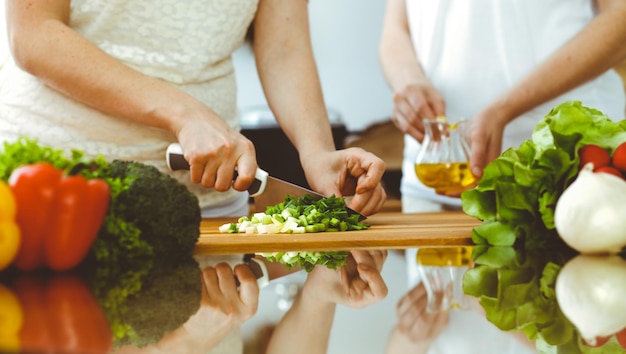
[461,101,626,247]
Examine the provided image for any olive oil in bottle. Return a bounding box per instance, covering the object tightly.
[414,162,475,194]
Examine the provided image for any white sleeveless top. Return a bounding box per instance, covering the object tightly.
[0,0,259,209]
[401,0,626,206]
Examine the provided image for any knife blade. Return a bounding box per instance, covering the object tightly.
[166,143,366,220]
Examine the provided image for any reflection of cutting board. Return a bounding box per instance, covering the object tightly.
[194,211,480,255]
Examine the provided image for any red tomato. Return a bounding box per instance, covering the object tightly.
[612,142,626,173]
[616,327,626,348]
[595,166,625,179]
[579,144,611,171]
[582,335,611,348]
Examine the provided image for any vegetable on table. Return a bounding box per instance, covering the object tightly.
[9,163,110,271]
[91,160,201,266]
[219,194,370,271]
[0,181,20,271]
[0,137,202,271]
[461,101,626,249]
[554,163,626,254]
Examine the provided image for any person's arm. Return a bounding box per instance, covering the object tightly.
[253,0,387,215]
[469,0,626,179]
[6,0,258,192]
[378,0,445,143]
[265,250,388,354]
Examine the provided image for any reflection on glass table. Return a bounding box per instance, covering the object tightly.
[464,243,626,353]
[0,246,391,354]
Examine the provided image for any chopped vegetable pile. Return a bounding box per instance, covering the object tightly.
[220,194,369,234]
[220,194,370,272]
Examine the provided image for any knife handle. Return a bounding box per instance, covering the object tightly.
[235,255,270,289]
[166,143,268,197]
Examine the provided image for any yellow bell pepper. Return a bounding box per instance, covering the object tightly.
[0,180,20,271]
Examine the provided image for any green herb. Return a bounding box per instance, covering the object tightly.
[220,194,370,271]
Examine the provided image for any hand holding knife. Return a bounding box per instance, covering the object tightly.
[165,143,365,219]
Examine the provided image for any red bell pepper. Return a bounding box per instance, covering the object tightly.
[8,162,110,271]
[13,274,112,353]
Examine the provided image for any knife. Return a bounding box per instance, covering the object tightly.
[166,143,366,220]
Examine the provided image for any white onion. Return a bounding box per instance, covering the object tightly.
[556,254,626,342]
[554,164,626,254]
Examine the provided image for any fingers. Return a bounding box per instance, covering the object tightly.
[356,262,388,300]
[233,264,260,317]
[350,250,387,271]
[179,130,258,191]
[200,262,260,323]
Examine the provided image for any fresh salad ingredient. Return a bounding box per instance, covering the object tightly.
[616,328,626,348]
[612,142,626,172]
[220,194,369,234]
[0,181,20,272]
[0,138,201,270]
[578,144,611,171]
[9,163,110,271]
[461,101,626,248]
[554,164,626,254]
[260,251,350,272]
[90,160,201,266]
[219,194,369,271]
[555,254,626,344]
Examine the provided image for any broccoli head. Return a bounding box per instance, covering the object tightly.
[90,160,201,265]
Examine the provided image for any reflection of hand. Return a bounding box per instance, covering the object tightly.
[181,263,260,346]
[302,250,388,308]
[301,149,387,216]
[390,81,445,143]
[396,283,449,342]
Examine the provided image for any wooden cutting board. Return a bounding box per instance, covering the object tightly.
[194,211,480,255]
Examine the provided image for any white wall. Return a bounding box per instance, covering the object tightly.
[234,0,393,132]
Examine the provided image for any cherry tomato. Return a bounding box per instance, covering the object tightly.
[612,142,626,173]
[616,327,626,349]
[595,166,624,179]
[579,144,611,171]
[582,335,611,348]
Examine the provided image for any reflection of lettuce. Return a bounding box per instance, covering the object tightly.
[461,101,626,248]
[463,245,580,350]
[464,244,626,353]
[84,256,202,349]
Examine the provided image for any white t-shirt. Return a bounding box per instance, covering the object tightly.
[0,0,259,210]
[401,0,626,207]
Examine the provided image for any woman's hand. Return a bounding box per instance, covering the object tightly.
[300,148,388,216]
[391,80,446,143]
[175,116,259,193]
[302,250,389,308]
[467,106,509,181]
[395,283,449,342]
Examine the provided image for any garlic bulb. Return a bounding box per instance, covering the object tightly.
[554,164,626,254]
[556,254,626,342]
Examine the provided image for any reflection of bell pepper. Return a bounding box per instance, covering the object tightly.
[0,283,22,353]
[8,163,110,271]
[13,274,112,353]
[0,180,20,271]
